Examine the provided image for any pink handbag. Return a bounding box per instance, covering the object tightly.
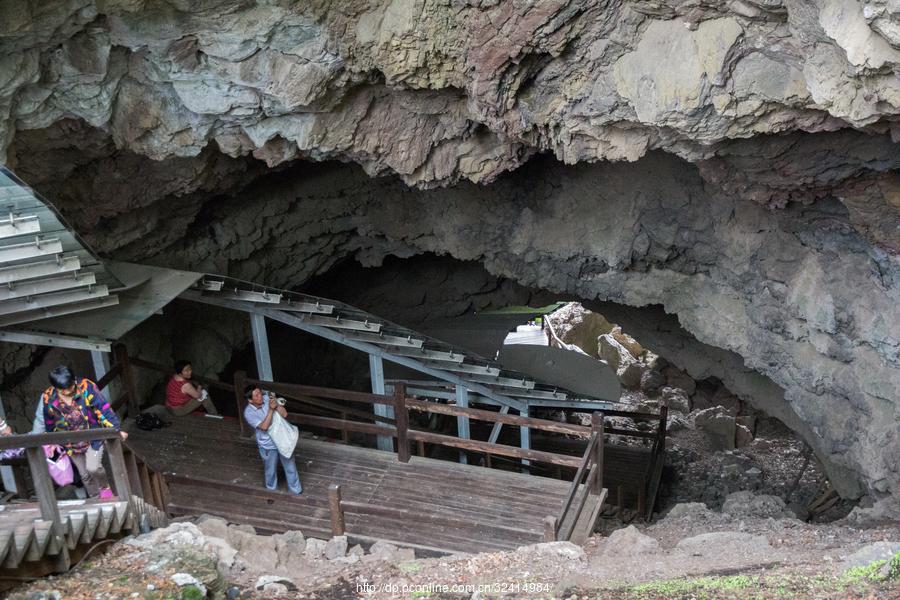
[43,445,74,486]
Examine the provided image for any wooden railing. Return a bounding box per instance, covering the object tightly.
[548,412,607,541]
[0,429,139,570]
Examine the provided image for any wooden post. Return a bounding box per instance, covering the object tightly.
[340,412,349,443]
[113,343,140,417]
[617,486,624,520]
[543,515,557,542]
[394,383,410,463]
[104,437,131,501]
[591,412,605,496]
[25,446,69,570]
[328,484,345,536]
[123,449,143,499]
[417,440,425,457]
[657,401,669,453]
[234,370,247,436]
[138,461,153,504]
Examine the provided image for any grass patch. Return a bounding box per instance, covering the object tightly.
[841,551,900,585]
[631,575,757,597]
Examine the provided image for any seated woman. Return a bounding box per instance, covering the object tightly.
[166,360,219,417]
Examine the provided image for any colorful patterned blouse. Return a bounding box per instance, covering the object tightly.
[41,378,120,454]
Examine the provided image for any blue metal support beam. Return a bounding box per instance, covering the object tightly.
[369,354,394,452]
[250,313,274,382]
[520,402,531,470]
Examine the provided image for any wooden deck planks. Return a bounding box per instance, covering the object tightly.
[126,416,576,553]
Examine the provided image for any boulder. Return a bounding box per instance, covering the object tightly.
[273,530,305,570]
[610,326,644,357]
[694,406,736,450]
[368,540,399,560]
[304,538,327,560]
[547,303,615,357]
[324,535,348,560]
[661,386,691,413]
[618,363,646,390]
[662,366,696,396]
[722,491,795,519]
[599,333,637,371]
[736,415,757,435]
[195,515,230,541]
[349,544,365,557]
[228,528,278,573]
[640,370,666,396]
[735,423,754,448]
[603,525,660,556]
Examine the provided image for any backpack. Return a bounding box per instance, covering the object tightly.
[135,413,170,431]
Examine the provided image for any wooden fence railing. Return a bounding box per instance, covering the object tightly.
[549,412,607,541]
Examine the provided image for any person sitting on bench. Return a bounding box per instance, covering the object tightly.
[166,360,219,417]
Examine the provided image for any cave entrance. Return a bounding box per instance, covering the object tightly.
[282,253,842,522]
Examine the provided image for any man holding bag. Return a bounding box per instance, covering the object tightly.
[243,386,302,495]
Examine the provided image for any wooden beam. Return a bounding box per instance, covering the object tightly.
[394,384,410,463]
[0,428,120,451]
[406,429,581,468]
[405,398,591,438]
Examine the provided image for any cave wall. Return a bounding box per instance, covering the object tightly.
[91,152,892,503]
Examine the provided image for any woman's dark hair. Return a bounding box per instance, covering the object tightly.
[48,365,76,390]
[174,360,191,375]
[243,384,256,401]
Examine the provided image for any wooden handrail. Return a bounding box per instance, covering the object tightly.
[555,432,598,529]
[559,463,598,541]
[283,411,581,468]
[555,411,606,540]
[406,398,591,438]
[406,429,581,468]
[243,377,391,407]
[0,428,121,451]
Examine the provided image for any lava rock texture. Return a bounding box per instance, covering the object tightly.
[0,1,898,505]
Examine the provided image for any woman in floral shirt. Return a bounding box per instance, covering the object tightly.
[40,365,127,498]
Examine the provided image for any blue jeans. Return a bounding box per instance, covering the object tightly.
[259,447,302,494]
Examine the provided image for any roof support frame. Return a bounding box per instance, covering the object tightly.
[183,293,524,411]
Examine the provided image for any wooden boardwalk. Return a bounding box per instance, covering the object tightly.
[126,415,582,554]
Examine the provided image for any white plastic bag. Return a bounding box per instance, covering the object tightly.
[268,410,299,458]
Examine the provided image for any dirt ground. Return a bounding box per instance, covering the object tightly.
[8,505,898,600]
